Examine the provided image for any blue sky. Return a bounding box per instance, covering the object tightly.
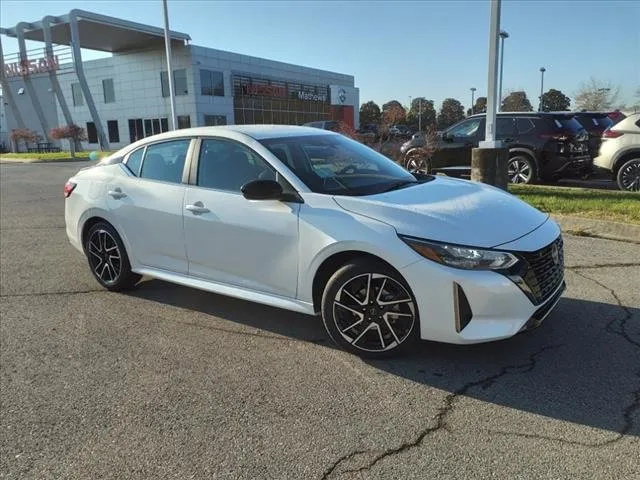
[1,0,638,110]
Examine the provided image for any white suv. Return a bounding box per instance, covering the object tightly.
[593,113,640,191]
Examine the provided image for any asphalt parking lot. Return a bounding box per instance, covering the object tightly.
[1,161,639,480]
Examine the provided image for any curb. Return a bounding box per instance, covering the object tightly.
[552,214,640,244]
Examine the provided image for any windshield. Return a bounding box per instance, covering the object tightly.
[259,134,418,196]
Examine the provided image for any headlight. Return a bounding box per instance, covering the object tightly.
[400,236,520,270]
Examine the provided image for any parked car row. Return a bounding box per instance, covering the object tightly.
[399,111,639,191]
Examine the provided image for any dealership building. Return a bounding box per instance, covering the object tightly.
[0,9,359,151]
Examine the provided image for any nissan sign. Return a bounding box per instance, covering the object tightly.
[4,56,60,78]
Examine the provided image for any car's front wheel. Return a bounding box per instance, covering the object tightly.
[85,221,141,291]
[616,158,640,192]
[321,259,419,358]
[508,155,537,184]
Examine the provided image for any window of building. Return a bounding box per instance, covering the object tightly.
[125,147,145,176]
[128,119,144,143]
[177,115,191,129]
[71,83,84,106]
[140,139,190,183]
[86,122,98,144]
[200,70,224,96]
[161,69,188,97]
[204,115,227,126]
[102,79,115,103]
[107,120,120,143]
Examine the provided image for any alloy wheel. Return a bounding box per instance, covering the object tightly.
[619,160,640,192]
[332,273,416,353]
[406,156,430,174]
[87,229,122,284]
[508,158,532,184]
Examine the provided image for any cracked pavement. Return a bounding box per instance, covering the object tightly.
[1,162,639,479]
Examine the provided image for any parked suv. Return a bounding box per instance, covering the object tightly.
[572,111,614,159]
[402,112,590,184]
[593,113,640,192]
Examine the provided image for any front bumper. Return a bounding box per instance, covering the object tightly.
[399,222,565,345]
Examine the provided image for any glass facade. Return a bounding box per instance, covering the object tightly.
[232,74,330,126]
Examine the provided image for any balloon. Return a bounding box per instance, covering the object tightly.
[89,151,99,161]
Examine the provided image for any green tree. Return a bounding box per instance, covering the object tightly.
[501,91,533,112]
[359,101,381,126]
[407,97,436,130]
[540,89,571,111]
[574,77,620,111]
[437,98,465,129]
[382,100,406,125]
[467,96,487,116]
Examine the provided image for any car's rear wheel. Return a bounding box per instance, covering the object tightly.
[404,154,431,175]
[508,155,537,184]
[321,259,419,358]
[85,222,141,291]
[616,158,640,192]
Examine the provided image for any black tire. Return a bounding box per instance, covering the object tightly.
[321,259,419,358]
[85,221,141,291]
[616,158,640,192]
[508,154,537,184]
[404,153,431,175]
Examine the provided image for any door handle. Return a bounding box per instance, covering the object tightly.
[503,138,514,144]
[108,187,127,199]
[185,201,210,215]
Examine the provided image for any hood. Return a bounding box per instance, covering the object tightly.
[333,176,549,248]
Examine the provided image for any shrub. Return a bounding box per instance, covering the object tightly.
[10,128,40,151]
[49,124,87,157]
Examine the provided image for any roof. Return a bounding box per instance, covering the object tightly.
[1,9,190,53]
[469,111,577,119]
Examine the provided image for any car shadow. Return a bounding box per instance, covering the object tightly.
[129,279,639,438]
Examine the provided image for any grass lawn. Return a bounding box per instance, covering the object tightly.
[0,151,113,162]
[510,184,640,224]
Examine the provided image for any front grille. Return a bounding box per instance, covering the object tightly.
[520,236,565,305]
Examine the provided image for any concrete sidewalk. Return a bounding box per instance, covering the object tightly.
[553,214,640,244]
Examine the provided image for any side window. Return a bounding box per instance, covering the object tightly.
[197,138,281,192]
[516,118,536,134]
[447,118,482,138]
[139,139,190,183]
[496,118,516,137]
[125,148,145,176]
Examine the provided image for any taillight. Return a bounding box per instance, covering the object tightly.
[64,181,77,198]
[602,130,623,139]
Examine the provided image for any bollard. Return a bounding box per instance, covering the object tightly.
[471,147,509,190]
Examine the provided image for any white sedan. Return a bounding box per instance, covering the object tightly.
[64,126,565,357]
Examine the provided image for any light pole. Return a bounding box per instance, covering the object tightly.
[162,0,177,130]
[498,30,509,111]
[418,98,422,131]
[470,87,477,115]
[538,66,546,112]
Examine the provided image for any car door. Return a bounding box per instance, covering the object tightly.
[496,117,517,146]
[183,137,300,298]
[107,138,193,273]
[433,117,484,172]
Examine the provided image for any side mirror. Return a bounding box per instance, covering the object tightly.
[241,180,283,200]
[442,132,453,142]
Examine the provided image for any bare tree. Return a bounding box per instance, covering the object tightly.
[574,77,620,111]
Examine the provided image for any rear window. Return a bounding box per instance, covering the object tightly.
[597,116,613,129]
[552,117,585,133]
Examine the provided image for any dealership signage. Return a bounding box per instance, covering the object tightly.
[297,91,327,102]
[242,84,286,97]
[3,55,60,78]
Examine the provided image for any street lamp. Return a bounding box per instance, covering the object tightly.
[470,87,477,115]
[498,30,509,111]
[538,67,546,112]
